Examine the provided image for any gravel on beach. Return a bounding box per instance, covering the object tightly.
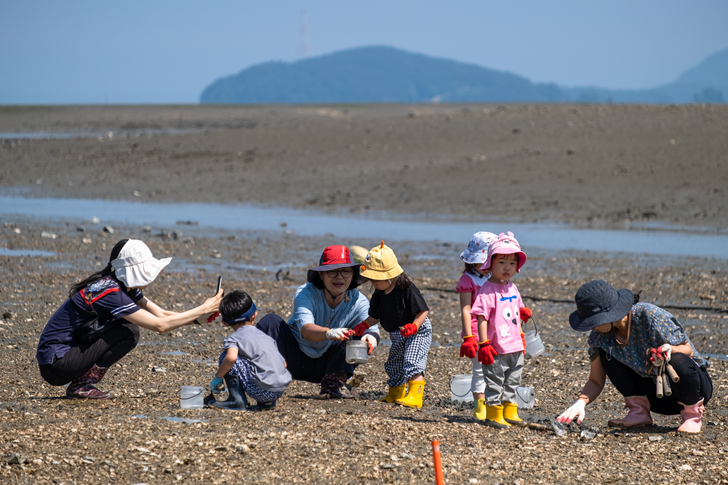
[1,104,727,484]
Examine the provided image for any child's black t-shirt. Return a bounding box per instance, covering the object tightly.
[368,283,429,333]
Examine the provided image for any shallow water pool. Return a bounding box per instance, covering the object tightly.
[2,194,727,259]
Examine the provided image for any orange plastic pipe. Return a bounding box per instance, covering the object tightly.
[432,440,444,485]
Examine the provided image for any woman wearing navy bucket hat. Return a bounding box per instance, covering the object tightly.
[256,245,380,398]
[557,280,713,434]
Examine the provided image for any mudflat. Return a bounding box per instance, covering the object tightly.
[0,105,727,484]
[2,103,727,228]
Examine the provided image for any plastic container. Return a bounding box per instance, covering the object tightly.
[449,374,473,402]
[515,386,535,409]
[345,340,368,364]
[180,385,205,409]
[524,319,545,360]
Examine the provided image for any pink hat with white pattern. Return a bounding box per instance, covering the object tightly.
[480,232,527,273]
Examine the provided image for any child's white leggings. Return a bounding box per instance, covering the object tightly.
[470,356,485,394]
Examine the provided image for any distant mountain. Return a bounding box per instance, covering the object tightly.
[563,48,728,104]
[200,46,727,104]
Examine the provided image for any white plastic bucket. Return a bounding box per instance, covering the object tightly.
[180,386,205,409]
[515,386,535,409]
[524,319,545,359]
[449,374,473,402]
[345,340,368,364]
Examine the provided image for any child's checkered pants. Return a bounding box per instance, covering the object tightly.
[384,318,432,387]
[218,352,283,404]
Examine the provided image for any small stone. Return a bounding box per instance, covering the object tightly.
[82,238,92,244]
[76,226,85,232]
[678,464,692,471]
[142,226,152,233]
[3,312,13,320]
[41,231,58,239]
[91,217,100,224]
[133,191,141,197]
[236,444,250,454]
[469,480,479,484]
[580,429,597,440]
[648,436,663,442]
[6,453,26,465]
[13,228,21,234]
[151,366,166,373]
[103,226,114,234]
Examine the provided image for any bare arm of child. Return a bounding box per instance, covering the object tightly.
[411,310,428,329]
[459,293,474,337]
[476,315,488,342]
[216,347,238,378]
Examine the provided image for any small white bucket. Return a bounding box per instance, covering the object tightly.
[524,319,545,360]
[515,386,535,409]
[345,340,368,364]
[449,374,473,402]
[180,386,205,409]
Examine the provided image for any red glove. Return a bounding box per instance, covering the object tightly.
[460,335,478,359]
[477,340,498,366]
[521,332,527,355]
[521,307,532,323]
[207,311,220,323]
[352,321,370,337]
[399,323,418,337]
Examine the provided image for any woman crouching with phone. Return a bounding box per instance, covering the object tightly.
[36,239,222,400]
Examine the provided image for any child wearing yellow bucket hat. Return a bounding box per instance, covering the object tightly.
[351,242,432,408]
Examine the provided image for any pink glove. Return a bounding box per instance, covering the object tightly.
[460,336,478,359]
[399,323,418,337]
[477,340,498,366]
[352,321,370,337]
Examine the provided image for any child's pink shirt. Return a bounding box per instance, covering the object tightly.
[470,281,525,354]
[456,272,489,339]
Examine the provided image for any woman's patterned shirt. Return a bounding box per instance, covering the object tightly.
[588,302,708,377]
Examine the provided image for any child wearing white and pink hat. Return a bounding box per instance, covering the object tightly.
[470,232,533,429]
[457,231,496,420]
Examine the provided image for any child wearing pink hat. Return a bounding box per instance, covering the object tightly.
[470,232,533,428]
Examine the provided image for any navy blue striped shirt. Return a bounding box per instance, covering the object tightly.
[36,277,143,364]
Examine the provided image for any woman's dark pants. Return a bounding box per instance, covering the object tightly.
[599,350,713,415]
[39,321,140,386]
[257,313,354,383]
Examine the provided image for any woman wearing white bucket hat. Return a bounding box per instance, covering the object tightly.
[37,239,222,400]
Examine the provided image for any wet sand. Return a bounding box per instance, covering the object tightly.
[1,105,727,484]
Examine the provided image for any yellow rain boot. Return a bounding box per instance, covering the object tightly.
[395,380,426,408]
[484,403,511,429]
[380,384,407,403]
[473,398,487,421]
[503,401,526,426]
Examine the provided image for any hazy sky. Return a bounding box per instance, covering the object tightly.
[2,1,727,104]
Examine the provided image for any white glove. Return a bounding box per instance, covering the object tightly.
[658,344,672,362]
[361,334,378,355]
[557,399,586,424]
[326,328,352,341]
